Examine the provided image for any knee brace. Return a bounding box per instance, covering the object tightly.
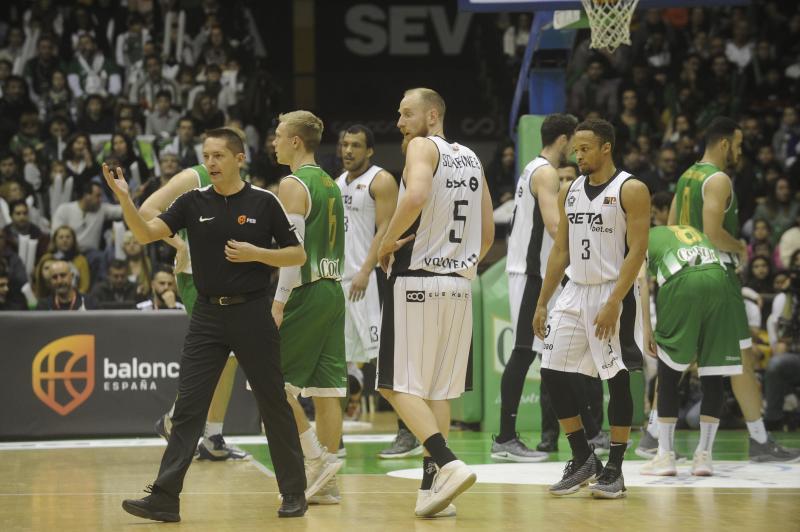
[607,370,633,426]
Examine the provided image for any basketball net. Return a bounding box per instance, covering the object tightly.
[580,0,640,52]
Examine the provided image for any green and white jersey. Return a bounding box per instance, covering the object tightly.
[285,164,345,285]
[175,164,212,275]
[673,161,740,266]
[647,225,723,286]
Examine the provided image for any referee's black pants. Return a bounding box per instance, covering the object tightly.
[154,295,306,496]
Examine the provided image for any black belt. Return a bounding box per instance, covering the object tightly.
[198,289,266,306]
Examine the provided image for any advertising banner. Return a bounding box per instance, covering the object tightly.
[0,311,261,439]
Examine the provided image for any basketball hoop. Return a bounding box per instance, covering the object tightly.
[580,0,640,52]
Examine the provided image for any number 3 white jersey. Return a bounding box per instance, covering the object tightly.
[564,170,634,285]
[390,135,484,280]
[336,165,382,281]
[506,156,553,278]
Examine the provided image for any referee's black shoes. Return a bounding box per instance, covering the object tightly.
[122,484,180,522]
[278,493,308,518]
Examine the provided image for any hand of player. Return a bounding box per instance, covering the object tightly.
[271,300,285,328]
[225,240,260,262]
[102,163,130,199]
[736,240,748,271]
[378,234,416,273]
[349,269,370,302]
[643,327,657,358]
[593,299,621,341]
[532,305,548,340]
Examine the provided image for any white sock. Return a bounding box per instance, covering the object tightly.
[205,422,223,439]
[657,421,675,457]
[647,409,660,438]
[300,428,324,459]
[696,421,719,454]
[746,419,768,444]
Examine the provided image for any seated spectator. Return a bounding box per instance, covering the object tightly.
[107,133,151,195]
[0,75,37,148]
[485,140,516,207]
[0,258,26,310]
[122,230,152,298]
[10,111,43,155]
[19,145,45,201]
[145,90,180,137]
[32,255,56,301]
[748,218,780,264]
[612,88,653,156]
[199,25,231,67]
[39,70,73,120]
[43,225,90,293]
[63,132,99,193]
[66,33,121,99]
[772,106,799,169]
[746,255,774,294]
[2,200,49,261]
[115,13,150,75]
[23,35,63,105]
[0,27,25,70]
[35,259,96,310]
[249,129,287,190]
[40,117,71,163]
[753,177,800,244]
[0,232,28,308]
[189,91,224,132]
[568,58,618,119]
[90,259,140,309]
[766,273,800,431]
[136,265,184,310]
[557,161,579,189]
[642,147,679,194]
[129,54,179,112]
[51,181,122,284]
[186,63,236,114]
[76,94,114,134]
[138,151,180,204]
[650,191,673,227]
[160,116,199,168]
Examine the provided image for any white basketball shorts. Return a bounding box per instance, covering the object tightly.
[376,274,473,400]
[508,272,562,353]
[342,272,381,363]
[541,280,643,380]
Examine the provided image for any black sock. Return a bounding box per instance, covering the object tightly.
[607,442,627,468]
[498,349,536,442]
[423,433,457,468]
[398,418,408,432]
[420,457,437,490]
[566,429,591,463]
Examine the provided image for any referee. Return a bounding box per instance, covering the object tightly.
[104,128,308,522]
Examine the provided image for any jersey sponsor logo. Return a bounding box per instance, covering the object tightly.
[567,212,614,233]
[445,176,480,192]
[517,184,524,197]
[603,196,617,205]
[567,195,577,206]
[199,216,214,222]
[406,290,426,302]
[676,246,718,264]
[343,195,353,205]
[319,258,341,279]
[237,215,256,225]
[356,184,367,190]
[423,254,478,270]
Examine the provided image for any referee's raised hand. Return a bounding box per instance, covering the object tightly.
[102,163,130,199]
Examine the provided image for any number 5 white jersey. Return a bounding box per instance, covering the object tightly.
[564,170,634,285]
[390,136,484,280]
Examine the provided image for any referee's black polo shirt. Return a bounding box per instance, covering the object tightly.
[158,182,300,297]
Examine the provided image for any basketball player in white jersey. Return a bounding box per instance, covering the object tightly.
[377,88,494,518]
[335,125,403,451]
[533,118,651,499]
[492,113,576,462]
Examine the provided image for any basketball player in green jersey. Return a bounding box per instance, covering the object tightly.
[272,110,347,502]
[663,116,799,462]
[140,141,246,461]
[641,225,742,477]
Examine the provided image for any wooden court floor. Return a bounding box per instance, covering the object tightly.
[2,445,799,532]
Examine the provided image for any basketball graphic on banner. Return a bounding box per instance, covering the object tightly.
[31,335,95,416]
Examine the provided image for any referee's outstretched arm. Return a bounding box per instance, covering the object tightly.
[103,164,172,245]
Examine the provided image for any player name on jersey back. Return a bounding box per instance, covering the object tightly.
[564,170,633,285]
[390,136,484,280]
